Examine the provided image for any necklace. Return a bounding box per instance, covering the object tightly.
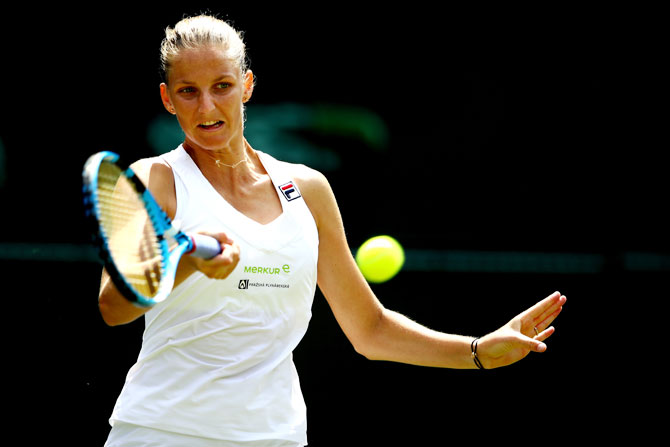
[215,157,248,169]
[183,141,252,169]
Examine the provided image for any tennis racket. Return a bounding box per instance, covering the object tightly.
[82,151,222,307]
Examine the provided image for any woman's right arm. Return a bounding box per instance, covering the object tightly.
[97,158,176,326]
[98,267,151,326]
[97,158,240,326]
[99,229,239,326]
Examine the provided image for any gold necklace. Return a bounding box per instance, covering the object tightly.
[215,157,248,168]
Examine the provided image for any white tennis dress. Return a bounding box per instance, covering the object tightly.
[105,146,319,446]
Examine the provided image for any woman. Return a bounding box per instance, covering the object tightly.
[100,14,566,447]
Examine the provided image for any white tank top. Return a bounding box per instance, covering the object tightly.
[109,146,319,444]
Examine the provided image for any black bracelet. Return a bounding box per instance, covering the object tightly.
[471,338,485,370]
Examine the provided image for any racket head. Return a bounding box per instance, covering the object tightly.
[83,151,176,307]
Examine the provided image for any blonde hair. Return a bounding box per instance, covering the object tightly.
[159,15,249,83]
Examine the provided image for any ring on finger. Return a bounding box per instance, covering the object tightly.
[534,326,539,336]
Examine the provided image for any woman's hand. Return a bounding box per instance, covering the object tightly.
[478,291,567,369]
[186,231,240,280]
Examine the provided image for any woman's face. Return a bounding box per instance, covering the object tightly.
[160,45,253,152]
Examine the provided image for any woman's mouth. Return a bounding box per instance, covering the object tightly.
[198,120,224,131]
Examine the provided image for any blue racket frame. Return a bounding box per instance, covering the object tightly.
[83,151,220,307]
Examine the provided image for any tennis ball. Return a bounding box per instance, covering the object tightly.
[355,235,405,283]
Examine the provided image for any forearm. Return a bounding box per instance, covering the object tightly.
[98,269,151,326]
[98,258,200,326]
[360,308,477,369]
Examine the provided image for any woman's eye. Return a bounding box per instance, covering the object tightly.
[178,87,195,94]
[215,82,231,89]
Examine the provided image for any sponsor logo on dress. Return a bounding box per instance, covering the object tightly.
[238,264,291,289]
[278,181,301,201]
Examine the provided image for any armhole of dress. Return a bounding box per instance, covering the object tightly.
[160,156,187,225]
[172,168,188,224]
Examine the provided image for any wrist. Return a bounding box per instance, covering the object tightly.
[470,337,485,370]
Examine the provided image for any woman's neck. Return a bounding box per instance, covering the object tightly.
[183,138,253,169]
[183,138,265,189]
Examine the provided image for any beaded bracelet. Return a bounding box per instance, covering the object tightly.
[470,338,485,370]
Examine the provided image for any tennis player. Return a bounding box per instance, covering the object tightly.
[100,14,567,447]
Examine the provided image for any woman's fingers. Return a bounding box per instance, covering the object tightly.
[193,231,241,279]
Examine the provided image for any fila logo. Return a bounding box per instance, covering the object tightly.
[279,181,301,201]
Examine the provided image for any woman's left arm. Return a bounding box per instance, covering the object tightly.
[298,168,566,369]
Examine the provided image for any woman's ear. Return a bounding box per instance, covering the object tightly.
[242,70,254,103]
[160,83,176,114]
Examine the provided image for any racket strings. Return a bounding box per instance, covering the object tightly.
[96,162,164,297]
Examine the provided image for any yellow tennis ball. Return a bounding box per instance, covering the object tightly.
[355,235,405,283]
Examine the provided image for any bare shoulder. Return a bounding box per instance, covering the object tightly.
[129,156,172,183]
[277,160,338,230]
[292,163,330,193]
[129,156,177,219]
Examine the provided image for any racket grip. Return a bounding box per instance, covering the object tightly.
[188,233,223,259]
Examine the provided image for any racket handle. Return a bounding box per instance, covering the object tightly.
[188,233,223,259]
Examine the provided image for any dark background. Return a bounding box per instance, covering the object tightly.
[0,4,663,445]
